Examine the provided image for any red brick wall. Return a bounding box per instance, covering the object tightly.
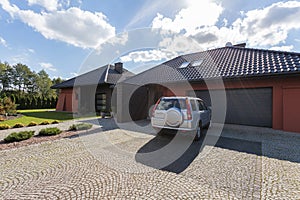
[283,87,300,133]
[56,88,78,112]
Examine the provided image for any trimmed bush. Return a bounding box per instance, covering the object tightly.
[39,127,62,136]
[51,120,60,124]
[0,97,17,115]
[27,121,38,127]
[69,123,93,131]
[12,123,25,128]
[4,131,35,143]
[0,124,10,130]
[39,121,50,125]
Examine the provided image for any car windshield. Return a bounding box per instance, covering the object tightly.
[157,99,186,110]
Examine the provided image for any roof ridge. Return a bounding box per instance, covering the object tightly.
[104,65,110,83]
[228,46,300,55]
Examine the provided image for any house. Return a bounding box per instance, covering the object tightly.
[51,62,133,114]
[116,43,300,133]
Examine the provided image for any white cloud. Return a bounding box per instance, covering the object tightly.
[269,45,294,52]
[0,0,116,49]
[95,32,128,54]
[9,54,29,65]
[70,72,78,77]
[158,34,203,54]
[232,1,300,46]
[120,49,177,63]
[151,1,300,50]
[0,36,7,47]
[126,0,185,29]
[59,0,71,8]
[27,0,58,12]
[28,48,35,53]
[39,62,57,71]
[152,0,223,35]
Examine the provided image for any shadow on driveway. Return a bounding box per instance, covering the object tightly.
[73,118,300,173]
[135,130,262,174]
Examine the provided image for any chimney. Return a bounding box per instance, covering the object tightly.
[225,42,246,48]
[114,62,123,73]
[233,43,246,48]
[225,42,233,47]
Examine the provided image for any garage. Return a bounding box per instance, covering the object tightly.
[189,88,273,127]
[118,45,300,132]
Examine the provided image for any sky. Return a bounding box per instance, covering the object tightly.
[0,0,300,79]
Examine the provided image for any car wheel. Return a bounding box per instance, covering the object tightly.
[204,121,211,129]
[156,128,164,136]
[194,122,202,141]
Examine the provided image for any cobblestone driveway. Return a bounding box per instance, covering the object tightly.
[0,119,299,199]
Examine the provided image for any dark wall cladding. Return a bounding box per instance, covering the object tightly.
[129,86,149,121]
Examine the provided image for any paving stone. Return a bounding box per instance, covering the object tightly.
[0,120,299,199]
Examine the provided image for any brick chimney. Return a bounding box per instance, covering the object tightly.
[115,62,123,73]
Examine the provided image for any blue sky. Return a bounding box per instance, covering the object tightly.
[0,0,300,79]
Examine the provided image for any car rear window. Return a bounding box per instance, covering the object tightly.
[190,100,197,111]
[157,99,187,110]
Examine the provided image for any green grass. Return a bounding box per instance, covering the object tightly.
[0,109,99,127]
[0,109,75,126]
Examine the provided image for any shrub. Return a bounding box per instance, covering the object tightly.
[27,121,38,127]
[0,97,17,115]
[12,123,25,128]
[0,124,10,130]
[39,127,62,136]
[69,123,93,131]
[39,121,50,125]
[4,131,35,143]
[51,120,60,124]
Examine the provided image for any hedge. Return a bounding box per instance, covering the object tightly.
[69,123,93,131]
[4,131,35,143]
[39,127,62,136]
[0,124,10,130]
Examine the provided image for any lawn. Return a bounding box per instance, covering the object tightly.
[0,109,90,126]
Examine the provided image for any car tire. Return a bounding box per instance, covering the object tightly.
[194,122,202,141]
[204,121,211,129]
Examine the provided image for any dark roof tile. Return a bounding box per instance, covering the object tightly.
[124,46,300,85]
[51,65,133,89]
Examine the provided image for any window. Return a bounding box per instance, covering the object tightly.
[96,93,107,112]
[190,100,197,111]
[191,59,203,67]
[197,100,208,111]
[179,61,190,68]
[202,102,208,110]
[157,99,186,110]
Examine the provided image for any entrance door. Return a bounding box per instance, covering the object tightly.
[95,93,107,112]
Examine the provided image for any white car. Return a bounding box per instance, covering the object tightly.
[151,96,211,140]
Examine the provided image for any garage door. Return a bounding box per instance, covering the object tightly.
[188,88,272,127]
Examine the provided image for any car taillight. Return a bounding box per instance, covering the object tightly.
[186,98,192,120]
[152,98,161,117]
